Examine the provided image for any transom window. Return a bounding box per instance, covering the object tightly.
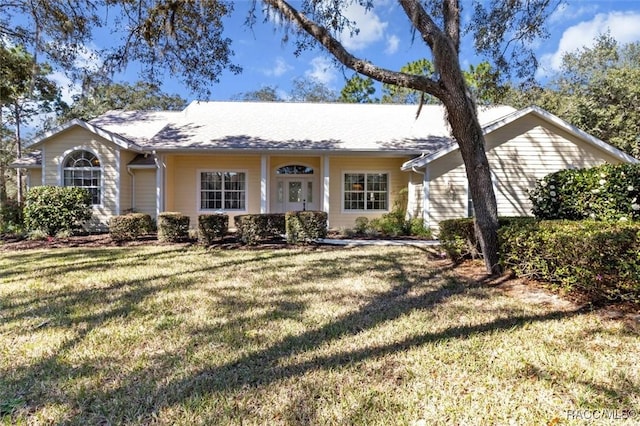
[276,165,314,175]
[344,173,388,211]
[200,171,246,211]
[63,150,102,205]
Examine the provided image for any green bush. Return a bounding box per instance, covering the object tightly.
[0,199,23,234]
[438,218,478,262]
[198,214,229,245]
[408,217,433,238]
[234,213,286,245]
[285,211,328,244]
[23,186,92,236]
[363,189,432,237]
[354,216,369,235]
[439,217,537,262]
[370,209,409,237]
[157,212,190,242]
[500,220,640,304]
[109,213,155,242]
[529,163,640,221]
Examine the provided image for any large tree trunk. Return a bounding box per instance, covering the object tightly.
[443,97,501,274]
[262,0,502,274]
[430,25,501,275]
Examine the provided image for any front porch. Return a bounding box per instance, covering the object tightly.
[149,153,415,229]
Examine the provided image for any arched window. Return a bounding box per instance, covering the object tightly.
[63,150,102,205]
[276,165,314,175]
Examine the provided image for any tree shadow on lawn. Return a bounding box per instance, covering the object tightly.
[84,258,586,422]
[1,247,588,423]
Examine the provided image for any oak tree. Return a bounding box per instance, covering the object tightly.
[1,0,559,273]
[259,0,557,272]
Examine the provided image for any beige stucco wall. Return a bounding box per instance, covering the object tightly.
[163,153,411,230]
[427,115,627,229]
[132,169,157,217]
[328,156,409,229]
[40,126,123,229]
[165,154,263,227]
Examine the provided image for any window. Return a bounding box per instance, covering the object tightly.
[63,150,102,205]
[276,165,314,175]
[200,171,246,211]
[344,173,388,211]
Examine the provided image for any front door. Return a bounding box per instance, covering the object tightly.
[278,178,315,212]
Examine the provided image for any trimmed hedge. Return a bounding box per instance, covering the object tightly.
[157,212,190,242]
[198,214,229,245]
[23,186,92,236]
[529,163,640,221]
[285,211,327,244]
[234,213,285,245]
[438,217,536,262]
[109,213,155,242]
[500,220,640,304]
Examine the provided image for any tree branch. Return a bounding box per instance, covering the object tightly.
[262,0,443,97]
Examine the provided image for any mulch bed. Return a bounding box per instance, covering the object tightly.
[0,233,339,251]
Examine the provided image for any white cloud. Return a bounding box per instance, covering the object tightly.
[539,11,640,77]
[49,71,80,105]
[340,4,388,51]
[262,57,293,77]
[305,56,337,85]
[385,34,400,54]
[549,3,598,24]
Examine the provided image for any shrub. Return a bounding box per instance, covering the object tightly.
[500,220,640,304]
[23,186,92,236]
[234,213,286,245]
[0,199,23,234]
[285,211,327,244]
[354,216,369,235]
[439,217,537,261]
[198,214,229,245]
[157,212,190,242]
[109,213,155,242]
[370,210,410,237]
[529,163,640,221]
[408,217,433,238]
[438,218,478,262]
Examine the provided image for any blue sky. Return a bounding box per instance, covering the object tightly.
[53,0,640,103]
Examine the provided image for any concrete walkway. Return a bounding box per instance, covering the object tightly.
[318,238,440,247]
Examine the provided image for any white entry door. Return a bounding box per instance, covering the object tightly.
[280,178,315,212]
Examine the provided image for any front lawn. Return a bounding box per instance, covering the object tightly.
[0,245,638,425]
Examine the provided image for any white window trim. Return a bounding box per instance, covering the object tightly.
[59,146,104,207]
[341,170,391,213]
[197,169,249,213]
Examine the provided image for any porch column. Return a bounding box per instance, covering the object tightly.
[155,153,165,217]
[322,155,330,214]
[261,155,268,213]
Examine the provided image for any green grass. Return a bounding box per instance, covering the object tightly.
[0,245,638,425]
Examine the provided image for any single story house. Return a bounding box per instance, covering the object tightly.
[14,101,639,231]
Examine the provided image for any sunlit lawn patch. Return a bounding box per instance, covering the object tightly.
[0,245,638,425]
